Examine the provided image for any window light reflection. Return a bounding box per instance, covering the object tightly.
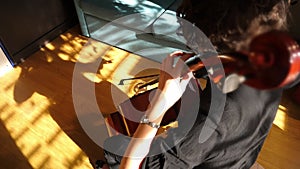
[82,72,102,83]
[273,105,287,131]
[45,42,55,51]
[58,53,70,61]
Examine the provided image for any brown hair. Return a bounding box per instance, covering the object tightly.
[176,0,290,53]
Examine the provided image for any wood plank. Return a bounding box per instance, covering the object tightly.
[0,25,299,169]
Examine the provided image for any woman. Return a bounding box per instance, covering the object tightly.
[102,0,295,168]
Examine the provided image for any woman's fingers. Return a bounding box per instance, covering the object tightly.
[154,52,196,114]
[159,51,195,91]
[169,51,194,79]
[180,71,194,91]
[162,51,184,70]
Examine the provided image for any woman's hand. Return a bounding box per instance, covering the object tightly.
[120,51,194,169]
[147,51,194,120]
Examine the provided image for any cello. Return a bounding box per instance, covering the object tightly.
[106,30,300,137]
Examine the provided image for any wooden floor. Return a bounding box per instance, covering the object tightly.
[0,26,299,169]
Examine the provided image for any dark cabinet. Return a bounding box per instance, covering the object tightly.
[289,3,300,41]
[0,0,78,65]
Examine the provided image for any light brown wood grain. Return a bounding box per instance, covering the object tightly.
[0,25,299,169]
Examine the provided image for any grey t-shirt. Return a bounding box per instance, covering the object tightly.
[104,79,282,169]
[144,80,282,169]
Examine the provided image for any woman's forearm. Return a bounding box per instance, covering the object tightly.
[120,124,160,169]
[120,95,167,169]
[120,51,193,168]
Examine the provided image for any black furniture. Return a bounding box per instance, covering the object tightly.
[0,0,78,65]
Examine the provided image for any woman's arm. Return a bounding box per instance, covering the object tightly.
[120,51,194,169]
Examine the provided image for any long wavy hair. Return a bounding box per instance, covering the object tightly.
[176,0,291,53]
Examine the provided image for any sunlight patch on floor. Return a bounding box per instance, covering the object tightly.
[273,105,287,131]
[0,67,92,169]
